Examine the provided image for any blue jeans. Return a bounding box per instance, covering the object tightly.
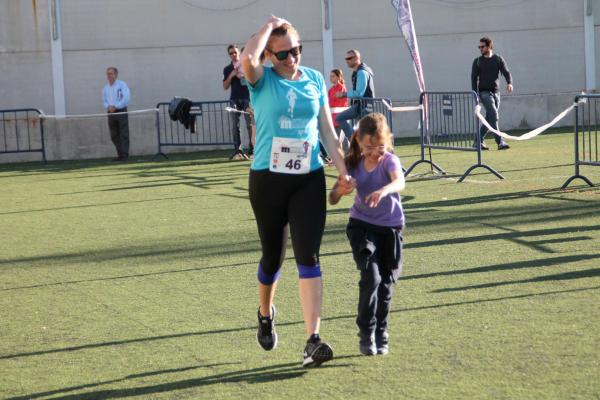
[335,103,361,140]
[479,91,504,145]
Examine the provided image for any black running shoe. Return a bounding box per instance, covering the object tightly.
[302,334,333,368]
[256,305,277,351]
[375,331,389,355]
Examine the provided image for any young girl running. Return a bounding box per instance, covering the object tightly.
[329,112,406,356]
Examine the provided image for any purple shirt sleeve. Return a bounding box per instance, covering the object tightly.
[384,153,403,176]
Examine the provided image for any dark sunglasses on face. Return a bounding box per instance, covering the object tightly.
[478,45,486,49]
[269,45,302,61]
[345,56,355,61]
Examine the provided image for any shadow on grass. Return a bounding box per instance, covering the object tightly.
[406,201,600,231]
[0,260,258,291]
[500,162,572,174]
[0,150,238,176]
[2,219,598,289]
[403,253,600,281]
[2,286,597,362]
[50,173,248,194]
[403,224,600,253]
[7,356,360,400]
[0,248,352,292]
[0,195,202,216]
[5,363,239,400]
[404,187,596,210]
[0,236,261,269]
[432,267,600,293]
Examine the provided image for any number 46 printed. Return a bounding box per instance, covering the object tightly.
[285,159,303,170]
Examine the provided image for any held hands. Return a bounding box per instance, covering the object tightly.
[329,174,356,205]
[336,174,356,196]
[365,187,389,208]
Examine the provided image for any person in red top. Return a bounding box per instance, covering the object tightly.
[328,69,348,132]
[328,69,349,153]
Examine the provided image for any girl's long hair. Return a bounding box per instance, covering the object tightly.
[330,69,345,85]
[344,112,393,170]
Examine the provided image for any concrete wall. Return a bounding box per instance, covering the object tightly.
[0,0,55,113]
[59,0,325,114]
[1,0,599,163]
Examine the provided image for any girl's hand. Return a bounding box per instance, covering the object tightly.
[336,174,355,195]
[365,187,389,208]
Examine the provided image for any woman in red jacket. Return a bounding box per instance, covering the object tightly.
[327,69,349,155]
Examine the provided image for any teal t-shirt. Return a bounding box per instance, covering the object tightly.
[248,66,327,171]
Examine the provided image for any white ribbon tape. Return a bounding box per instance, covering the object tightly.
[330,100,422,115]
[388,105,423,112]
[382,99,422,112]
[474,102,577,141]
[39,108,158,119]
[225,107,250,114]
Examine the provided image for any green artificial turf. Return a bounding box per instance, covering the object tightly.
[1,131,599,399]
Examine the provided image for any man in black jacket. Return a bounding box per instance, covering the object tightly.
[471,36,513,150]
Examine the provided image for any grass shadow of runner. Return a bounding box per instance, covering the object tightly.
[9,357,359,400]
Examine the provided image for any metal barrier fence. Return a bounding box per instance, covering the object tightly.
[350,97,394,133]
[562,94,600,188]
[155,100,235,158]
[156,97,393,159]
[404,91,502,182]
[0,108,46,163]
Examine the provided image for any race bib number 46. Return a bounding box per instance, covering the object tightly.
[270,136,311,174]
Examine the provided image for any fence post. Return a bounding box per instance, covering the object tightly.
[561,94,598,188]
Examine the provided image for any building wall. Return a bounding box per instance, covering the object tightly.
[0,0,54,113]
[1,0,598,162]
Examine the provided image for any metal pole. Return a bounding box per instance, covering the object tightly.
[584,0,596,91]
[575,99,580,177]
[321,0,334,84]
[49,0,66,116]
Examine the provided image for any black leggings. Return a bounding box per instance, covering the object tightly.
[249,168,326,276]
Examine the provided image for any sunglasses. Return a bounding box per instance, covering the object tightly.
[268,45,302,61]
[345,55,355,61]
[478,45,486,49]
